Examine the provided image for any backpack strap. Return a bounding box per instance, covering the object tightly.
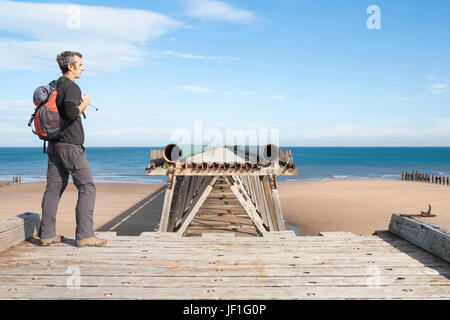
[43,140,47,154]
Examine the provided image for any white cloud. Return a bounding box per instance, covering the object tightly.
[183,0,256,22]
[179,85,216,93]
[157,50,238,61]
[0,0,183,72]
[269,95,286,101]
[430,83,449,94]
[241,91,255,96]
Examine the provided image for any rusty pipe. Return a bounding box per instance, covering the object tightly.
[259,144,279,166]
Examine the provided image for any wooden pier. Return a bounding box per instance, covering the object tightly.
[0,229,449,299]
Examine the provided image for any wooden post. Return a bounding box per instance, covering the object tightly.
[225,176,267,235]
[255,176,274,231]
[159,171,176,232]
[262,176,279,231]
[167,176,184,232]
[172,176,191,229]
[269,175,285,231]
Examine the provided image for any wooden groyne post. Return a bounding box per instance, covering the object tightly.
[402,170,449,185]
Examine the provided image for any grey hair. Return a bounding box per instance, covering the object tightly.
[56,51,82,74]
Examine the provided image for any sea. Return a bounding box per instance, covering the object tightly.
[1,147,449,184]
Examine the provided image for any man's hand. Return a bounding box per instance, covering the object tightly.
[81,94,90,106]
[77,94,90,116]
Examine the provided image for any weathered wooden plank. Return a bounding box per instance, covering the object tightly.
[201,233,236,238]
[264,231,296,237]
[389,214,450,263]
[4,242,433,255]
[0,275,447,288]
[2,258,448,272]
[7,239,428,252]
[0,284,448,300]
[1,251,441,262]
[319,232,356,237]
[1,260,448,276]
[0,212,41,252]
[75,234,427,243]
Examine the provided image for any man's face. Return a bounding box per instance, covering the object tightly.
[68,56,84,78]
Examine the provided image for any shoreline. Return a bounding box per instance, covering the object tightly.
[0,176,406,185]
[0,179,448,237]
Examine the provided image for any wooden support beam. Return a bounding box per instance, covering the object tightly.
[269,175,285,231]
[256,176,274,231]
[159,171,176,232]
[261,176,279,231]
[176,177,218,236]
[225,176,268,235]
[175,176,191,222]
[167,176,184,232]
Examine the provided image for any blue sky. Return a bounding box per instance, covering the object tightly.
[0,0,449,147]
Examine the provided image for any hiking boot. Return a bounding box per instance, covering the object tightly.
[76,236,107,247]
[40,235,64,246]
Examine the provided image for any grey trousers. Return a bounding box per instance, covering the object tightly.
[39,141,96,240]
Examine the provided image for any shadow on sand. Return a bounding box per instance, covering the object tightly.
[96,186,165,236]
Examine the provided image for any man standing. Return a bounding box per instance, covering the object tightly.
[38,51,106,247]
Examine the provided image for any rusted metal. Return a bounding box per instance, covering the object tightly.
[401,205,436,218]
[269,175,277,190]
[166,169,175,190]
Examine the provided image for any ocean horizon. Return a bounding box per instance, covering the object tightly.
[1,146,449,184]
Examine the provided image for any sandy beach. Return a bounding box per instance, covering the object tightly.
[0,180,448,237]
